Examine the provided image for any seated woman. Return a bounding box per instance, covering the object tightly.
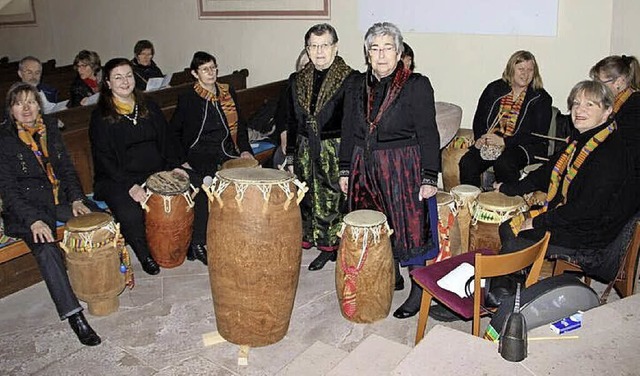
[131,39,164,91]
[459,50,552,187]
[169,51,253,264]
[89,58,182,275]
[69,50,102,107]
[0,82,101,346]
[497,80,639,280]
[401,42,415,71]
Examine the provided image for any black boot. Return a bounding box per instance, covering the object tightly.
[129,238,160,275]
[140,256,160,275]
[308,251,337,271]
[187,243,208,265]
[393,265,422,319]
[68,312,101,346]
[394,261,405,291]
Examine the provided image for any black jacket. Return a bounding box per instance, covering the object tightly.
[615,91,640,167]
[69,75,97,108]
[0,116,84,238]
[473,79,552,161]
[131,58,164,91]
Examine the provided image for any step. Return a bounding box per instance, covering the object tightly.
[326,334,412,376]
[276,341,348,376]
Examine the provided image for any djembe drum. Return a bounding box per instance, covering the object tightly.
[61,212,129,316]
[470,192,526,252]
[450,184,482,254]
[335,210,394,323]
[442,128,474,191]
[141,171,197,268]
[435,192,459,262]
[202,167,307,347]
[221,157,259,170]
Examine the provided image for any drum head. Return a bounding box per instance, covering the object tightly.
[146,171,190,195]
[343,210,387,227]
[450,184,481,197]
[477,191,524,211]
[436,192,454,206]
[66,212,113,232]
[216,167,294,184]
[221,158,259,170]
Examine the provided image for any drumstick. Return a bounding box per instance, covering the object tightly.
[534,156,550,162]
[529,335,579,341]
[531,132,568,142]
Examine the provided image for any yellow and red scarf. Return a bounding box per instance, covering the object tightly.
[194,82,239,145]
[492,90,526,137]
[613,87,635,114]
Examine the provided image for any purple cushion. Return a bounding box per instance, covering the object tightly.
[410,249,494,318]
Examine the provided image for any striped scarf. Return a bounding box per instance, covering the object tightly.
[492,90,526,137]
[613,87,635,113]
[17,115,60,204]
[194,82,239,145]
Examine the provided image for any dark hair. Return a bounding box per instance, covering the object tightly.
[4,82,43,125]
[134,40,155,56]
[190,51,217,72]
[401,42,415,70]
[304,23,339,46]
[98,58,148,123]
[73,50,101,74]
[589,55,640,91]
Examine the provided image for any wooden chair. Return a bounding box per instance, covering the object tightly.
[412,231,550,343]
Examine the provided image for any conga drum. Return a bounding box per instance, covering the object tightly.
[442,128,474,191]
[141,171,196,268]
[203,167,307,346]
[470,192,526,252]
[335,210,394,323]
[434,192,459,262]
[450,184,481,254]
[61,212,129,316]
[221,157,259,170]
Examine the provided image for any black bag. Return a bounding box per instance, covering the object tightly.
[465,270,527,309]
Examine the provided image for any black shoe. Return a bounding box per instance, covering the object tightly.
[68,312,101,346]
[392,303,420,319]
[428,302,462,322]
[187,243,208,265]
[308,251,337,271]
[140,256,160,275]
[393,270,422,319]
[395,276,405,291]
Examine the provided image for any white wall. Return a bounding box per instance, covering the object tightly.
[611,0,640,58]
[0,0,624,128]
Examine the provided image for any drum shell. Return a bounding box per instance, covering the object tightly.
[207,175,302,347]
[335,223,394,323]
[145,193,194,268]
[66,242,125,316]
[442,129,474,191]
[436,197,462,258]
[469,221,502,253]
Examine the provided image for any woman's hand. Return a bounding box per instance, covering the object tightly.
[71,200,91,216]
[484,133,505,147]
[240,152,253,159]
[128,184,146,203]
[519,217,533,232]
[31,220,54,243]
[80,97,88,106]
[339,177,349,194]
[474,134,487,149]
[171,168,189,178]
[493,182,503,192]
[181,162,192,170]
[419,185,437,201]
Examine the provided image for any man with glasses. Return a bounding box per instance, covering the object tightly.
[285,23,355,271]
[18,56,59,113]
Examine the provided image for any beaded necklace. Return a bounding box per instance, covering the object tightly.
[121,104,139,125]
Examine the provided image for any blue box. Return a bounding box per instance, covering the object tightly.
[550,312,582,335]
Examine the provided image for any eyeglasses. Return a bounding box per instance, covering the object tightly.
[112,73,134,83]
[368,45,396,56]
[597,76,617,84]
[306,43,333,52]
[199,65,218,74]
[76,63,89,69]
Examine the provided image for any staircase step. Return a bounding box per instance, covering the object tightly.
[276,341,348,376]
[326,334,411,376]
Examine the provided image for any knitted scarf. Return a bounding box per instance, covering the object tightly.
[613,87,635,113]
[16,115,60,204]
[194,82,239,142]
[492,89,525,137]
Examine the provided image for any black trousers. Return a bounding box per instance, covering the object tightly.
[498,221,578,259]
[459,146,528,187]
[185,155,223,246]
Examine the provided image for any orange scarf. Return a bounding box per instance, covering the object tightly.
[194,82,239,145]
[613,87,635,114]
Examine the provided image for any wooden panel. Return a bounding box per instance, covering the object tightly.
[0,253,42,298]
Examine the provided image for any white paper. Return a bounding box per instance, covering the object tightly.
[145,74,172,92]
[84,93,100,106]
[48,100,69,114]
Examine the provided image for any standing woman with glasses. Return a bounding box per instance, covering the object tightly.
[89,58,183,275]
[69,50,102,107]
[169,51,253,265]
[339,22,440,319]
[285,23,355,271]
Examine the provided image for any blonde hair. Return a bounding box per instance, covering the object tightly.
[501,50,543,90]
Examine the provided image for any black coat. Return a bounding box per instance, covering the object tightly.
[473,79,552,160]
[131,58,164,91]
[0,116,84,238]
[69,75,97,108]
[615,91,640,167]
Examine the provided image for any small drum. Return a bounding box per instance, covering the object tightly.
[202,167,307,347]
[141,171,197,268]
[61,212,130,316]
[221,157,259,170]
[435,192,459,262]
[470,192,526,252]
[442,129,474,191]
[450,184,482,254]
[336,210,394,323]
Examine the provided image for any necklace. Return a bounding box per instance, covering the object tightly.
[121,104,138,125]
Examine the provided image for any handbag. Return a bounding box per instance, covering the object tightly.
[465,270,527,308]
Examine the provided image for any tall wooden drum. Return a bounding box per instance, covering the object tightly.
[450,184,481,254]
[61,212,127,316]
[435,192,460,262]
[470,192,526,252]
[442,129,474,192]
[203,167,306,347]
[336,210,394,323]
[142,171,196,268]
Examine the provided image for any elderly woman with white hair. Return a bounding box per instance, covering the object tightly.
[339,22,440,319]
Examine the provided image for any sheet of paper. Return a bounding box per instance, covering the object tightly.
[84,93,100,106]
[48,100,69,114]
[145,74,172,92]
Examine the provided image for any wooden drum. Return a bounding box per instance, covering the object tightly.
[221,157,259,170]
[336,210,394,323]
[450,184,481,254]
[435,192,459,262]
[203,167,307,347]
[470,192,526,252]
[442,128,474,191]
[141,171,196,268]
[61,212,128,316]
